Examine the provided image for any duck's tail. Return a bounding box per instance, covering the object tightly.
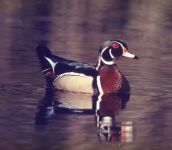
[37,44,52,60]
[36,45,53,69]
[36,45,58,79]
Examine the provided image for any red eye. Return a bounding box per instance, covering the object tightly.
[112,43,119,48]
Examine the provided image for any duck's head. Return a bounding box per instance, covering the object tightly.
[96,40,138,70]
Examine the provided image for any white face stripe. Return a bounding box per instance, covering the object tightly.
[44,56,57,73]
[109,48,115,59]
[100,46,108,56]
[99,47,116,66]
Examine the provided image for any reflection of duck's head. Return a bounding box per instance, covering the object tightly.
[95,93,131,143]
[98,117,133,144]
[97,116,121,143]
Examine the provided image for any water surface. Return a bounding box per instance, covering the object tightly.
[0,0,172,150]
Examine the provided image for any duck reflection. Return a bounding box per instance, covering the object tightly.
[95,93,133,143]
[35,89,133,144]
[35,88,56,125]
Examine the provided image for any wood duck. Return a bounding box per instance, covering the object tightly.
[36,40,138,94]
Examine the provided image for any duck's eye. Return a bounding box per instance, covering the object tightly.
[112,43,119,49]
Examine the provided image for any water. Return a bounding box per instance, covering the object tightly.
[0,0,172,149]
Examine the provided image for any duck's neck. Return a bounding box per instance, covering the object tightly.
[96,56,117,70]
[96,61,117,71]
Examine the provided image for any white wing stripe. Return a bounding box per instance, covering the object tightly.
[44,56,57,73]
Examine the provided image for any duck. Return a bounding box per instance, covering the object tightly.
[36,40,138,94]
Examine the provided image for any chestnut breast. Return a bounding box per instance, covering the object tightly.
[99,65,129,93]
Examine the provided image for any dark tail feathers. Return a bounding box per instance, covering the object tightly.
[36,45,53,70]
[36,45,52,59]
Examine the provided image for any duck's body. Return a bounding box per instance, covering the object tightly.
[37,40,138,94]
[37,45,98,93]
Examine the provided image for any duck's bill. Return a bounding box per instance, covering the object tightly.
[122,51,139,59]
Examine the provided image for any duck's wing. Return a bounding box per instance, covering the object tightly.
[55,61,98,77]
[36,45,98,78]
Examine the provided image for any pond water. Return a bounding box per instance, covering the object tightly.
[0,0,172,150]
